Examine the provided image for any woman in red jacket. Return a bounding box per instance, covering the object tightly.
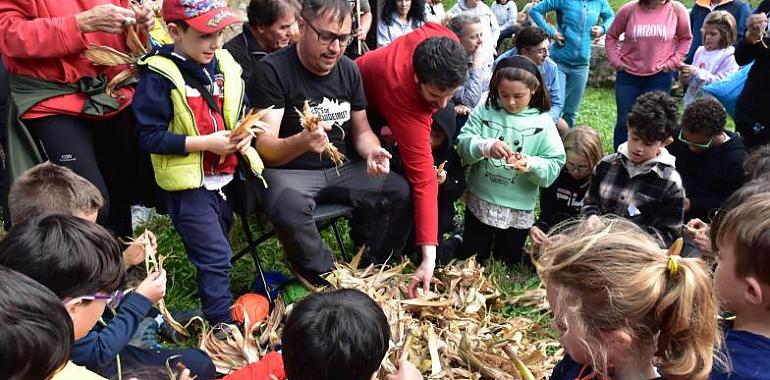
[0,0,154,236]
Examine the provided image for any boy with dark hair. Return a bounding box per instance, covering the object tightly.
[711,192,770,379]
[357,25,468,297]
[0,215,215,379]
[0,266,74,380]
[583,91,685,246]
[133,0,263,326]
[282,289,420,380]
[668,98,746,222]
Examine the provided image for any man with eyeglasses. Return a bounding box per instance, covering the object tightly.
[247,0,411,288]
[668,98,746,222]
[496,26,567,136]
[356,23,468,298]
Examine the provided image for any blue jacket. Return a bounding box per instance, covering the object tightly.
[530,0,614,66]
[72,293,151,371]
[711,329,770,380]
[496,49,563,123]
[686,0,751,64]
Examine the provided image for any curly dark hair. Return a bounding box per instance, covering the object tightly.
[413,37,468,89]
[681,98,727,137]
[626,91,680,143]
[381,0,426,26]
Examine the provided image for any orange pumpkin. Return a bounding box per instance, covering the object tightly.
[231,293,270,324]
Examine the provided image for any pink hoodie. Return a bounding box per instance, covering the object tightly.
[605,0,692,76]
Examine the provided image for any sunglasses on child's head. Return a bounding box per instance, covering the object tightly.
[678,130,716,149]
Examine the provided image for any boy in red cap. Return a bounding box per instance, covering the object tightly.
[133,0,265,326]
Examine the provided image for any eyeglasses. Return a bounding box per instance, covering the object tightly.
[80,290,124,309]
[302,16,354,46]
[566,161,591,173]
[528,46,550,55]
[678,130,716,149]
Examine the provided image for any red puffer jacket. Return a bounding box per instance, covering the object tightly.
[0,0,136,119]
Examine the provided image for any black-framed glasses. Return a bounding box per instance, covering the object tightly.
[678,130,716,149]
[80,290,125,309]
[302,16,354,46]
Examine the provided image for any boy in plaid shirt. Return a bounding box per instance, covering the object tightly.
[582,91,685,246]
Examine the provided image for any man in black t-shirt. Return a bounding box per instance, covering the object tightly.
[247,0,411,286]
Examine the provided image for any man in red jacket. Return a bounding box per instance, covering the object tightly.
[356,23,468,297]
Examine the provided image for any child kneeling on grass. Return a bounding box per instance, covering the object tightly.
[710,192,770,379]
[538,217,720,380]
[0,215,213,379]
[457,55,565,266]
[7,162,214,378]
[133,0,264,327]
[582,91,685,247]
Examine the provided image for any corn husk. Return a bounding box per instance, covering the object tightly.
[295,100,346,168]
[323,257,561,379]
[137,231,190,337]
[232,106,274,138]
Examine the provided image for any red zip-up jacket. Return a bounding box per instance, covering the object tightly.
[0,0,135,119]
[356,23,458,246]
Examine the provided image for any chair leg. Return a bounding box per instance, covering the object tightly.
[330,217,350,261]
[238,215,272,303]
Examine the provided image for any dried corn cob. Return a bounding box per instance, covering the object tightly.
[295,100,346,168]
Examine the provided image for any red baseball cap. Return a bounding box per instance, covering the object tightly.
[163,0,241,34]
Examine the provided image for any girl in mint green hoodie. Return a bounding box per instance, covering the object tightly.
[457,56,566,265]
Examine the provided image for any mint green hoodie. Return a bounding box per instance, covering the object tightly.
[457,105,566,211]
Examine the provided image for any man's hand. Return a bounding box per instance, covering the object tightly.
[746,13,768,43]
[685,218,712,255]
[135,270,167,304]
[366,147,391,176]
[528,226,547,246]
[454,104,472,116]
[302,121,332,154]
[76,4,137,34]
[436,168,447,185]
[590,26,603,38]
[407,246,436,299]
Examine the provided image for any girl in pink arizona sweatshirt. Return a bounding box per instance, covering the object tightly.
[605,0,692,150]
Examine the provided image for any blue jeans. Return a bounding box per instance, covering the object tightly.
[555,61,589,128]
[613,70,673,150]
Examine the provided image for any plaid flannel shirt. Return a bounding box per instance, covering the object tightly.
[582,148,685,246]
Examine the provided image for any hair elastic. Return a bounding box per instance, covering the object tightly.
[666,237,684,277]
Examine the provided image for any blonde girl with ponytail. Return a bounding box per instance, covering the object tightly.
[536,216,722,380]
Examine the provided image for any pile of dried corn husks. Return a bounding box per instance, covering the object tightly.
[325,257,562,379]
[199,256,561,379]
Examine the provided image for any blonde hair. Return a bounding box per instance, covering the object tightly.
[536,217,721,379]
[715,193,770,285]
[703,11,737,48]
[563,127,604,170]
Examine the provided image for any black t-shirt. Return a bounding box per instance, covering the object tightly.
[247,45,367,169]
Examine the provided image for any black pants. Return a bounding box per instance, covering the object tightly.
[262,160,411,285]
[459,207,528,266]
[24,110,137,236]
